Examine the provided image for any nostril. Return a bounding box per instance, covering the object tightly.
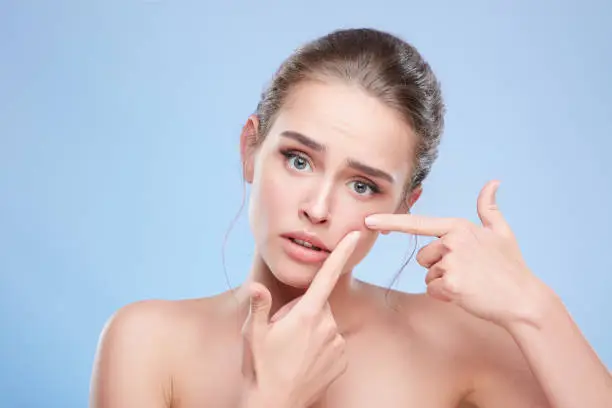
[304,211,328,224]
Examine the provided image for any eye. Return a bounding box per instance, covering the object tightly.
[282,150,313,172]
[348,180,379,196]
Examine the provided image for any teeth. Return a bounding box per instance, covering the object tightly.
[291,238,321,251]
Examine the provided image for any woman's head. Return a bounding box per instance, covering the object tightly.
[241,28,445,288]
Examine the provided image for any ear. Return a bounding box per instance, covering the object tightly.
[379,185,423,235]
[395,185,423,214]
[405,185,423,211]
[240,115,260,184]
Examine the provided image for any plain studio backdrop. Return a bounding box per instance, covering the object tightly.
[1,1,611,407]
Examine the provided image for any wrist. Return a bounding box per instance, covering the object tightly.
[503,278,563,334]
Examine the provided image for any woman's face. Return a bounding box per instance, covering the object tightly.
[242,80,420,288]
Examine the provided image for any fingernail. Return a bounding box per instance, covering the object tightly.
[494,181,501,204]
[365,216,378,226]
[348,231,361,241]
[343,231,361,246]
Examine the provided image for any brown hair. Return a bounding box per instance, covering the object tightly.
[254,27,445,195]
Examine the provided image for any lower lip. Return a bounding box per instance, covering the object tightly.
[282,237,330,264]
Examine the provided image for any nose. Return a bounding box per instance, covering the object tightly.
[300,182,332,225]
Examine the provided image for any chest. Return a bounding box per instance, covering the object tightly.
[175,331,469,408]
[324,333,467,408]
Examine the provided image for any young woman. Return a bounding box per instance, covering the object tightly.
[89,28,611,408]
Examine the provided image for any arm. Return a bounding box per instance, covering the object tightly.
[89,301,174,408]
[506,288,612,408]
[365,182,612,408]
[468,286,611,408]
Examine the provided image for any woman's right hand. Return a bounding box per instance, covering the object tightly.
[241,231,361,408]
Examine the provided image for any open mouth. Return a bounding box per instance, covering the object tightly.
[282,233,331,263]
[286,237,330,253]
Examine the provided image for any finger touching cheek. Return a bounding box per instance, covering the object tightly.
[342,215,381,266]
[332,208,384,272]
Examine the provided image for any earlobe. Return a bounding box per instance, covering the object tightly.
[240,115,260,184]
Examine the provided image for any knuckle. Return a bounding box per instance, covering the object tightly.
[330,318,339,331]
[452,219,474,235]
[332,335,346,353]
[438,251,452,266]
[321,320,338,338]
[428,264,439,277]
[440,234,456,249]
[443,274,460,295]
[335,334,346,347]
[433,260,447,274]
[426,282,445,300]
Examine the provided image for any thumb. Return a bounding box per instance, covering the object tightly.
[477,180,511,235]
[242,283,271,382]
[248,282,272,329]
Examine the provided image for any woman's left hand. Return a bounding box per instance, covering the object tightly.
[365,180,553,329]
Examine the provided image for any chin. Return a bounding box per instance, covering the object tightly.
[266,255,320,290]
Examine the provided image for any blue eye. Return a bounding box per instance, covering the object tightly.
[284,151,313,172]
[348,180,378,196]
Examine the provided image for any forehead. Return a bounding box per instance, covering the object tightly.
[268,80,416,177]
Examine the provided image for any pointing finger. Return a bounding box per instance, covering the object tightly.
[365,214,461,237]
[299,231,360,310]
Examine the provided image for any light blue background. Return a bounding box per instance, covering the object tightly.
[1,1,611,407]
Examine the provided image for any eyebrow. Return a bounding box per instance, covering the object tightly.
[280,130,395,183]
[281,130,325,152]
[346,159,395,183]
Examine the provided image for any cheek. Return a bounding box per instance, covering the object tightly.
[332,203,380,265]
[334,192,396,233]
[333,190,403,266]
[249,159,299,235]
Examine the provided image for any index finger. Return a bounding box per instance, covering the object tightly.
[365,214,461,237]
[298,231,361,310]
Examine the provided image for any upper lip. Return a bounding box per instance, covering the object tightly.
[282,231,331,252]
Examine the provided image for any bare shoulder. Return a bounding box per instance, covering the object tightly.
[90,294,234,408]
[93,296,217,357]
[363,286,492,356]
[387,289,550,407]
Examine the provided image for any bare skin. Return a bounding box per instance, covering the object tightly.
[90,80,611,408]
[89,277,550,408]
